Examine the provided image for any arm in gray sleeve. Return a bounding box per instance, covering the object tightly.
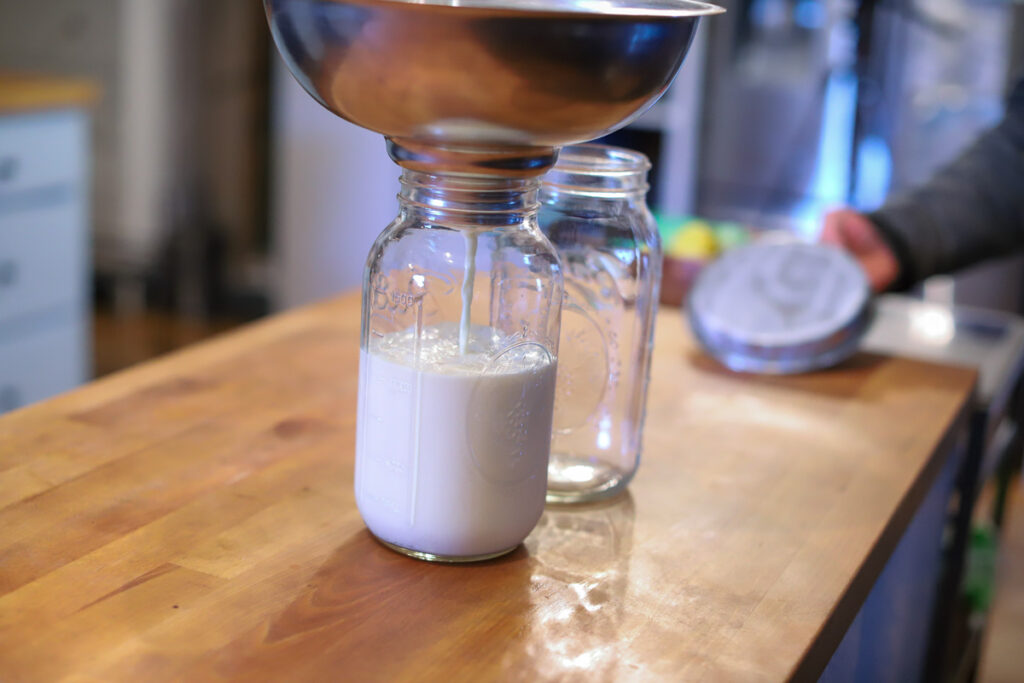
[867,77,1024,288]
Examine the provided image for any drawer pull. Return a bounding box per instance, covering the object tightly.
[0,260,16,288]
[0,385,20,412]
[0,157,17,183]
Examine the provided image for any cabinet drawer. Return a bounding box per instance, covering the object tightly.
[0,111,86,197]
[0,201,86,323]
[0,322,87,414]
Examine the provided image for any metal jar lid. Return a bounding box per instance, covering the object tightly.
[687,242,873,374]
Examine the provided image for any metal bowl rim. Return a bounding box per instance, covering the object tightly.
[297,0,726,18]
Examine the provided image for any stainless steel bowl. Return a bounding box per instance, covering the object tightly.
[266,0,723,175]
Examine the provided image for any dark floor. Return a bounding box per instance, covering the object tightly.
[979,476,1024,683]
[92,308,243,378]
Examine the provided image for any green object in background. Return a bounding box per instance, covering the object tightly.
[654,212,686,241]
[712,221,750,250]
[964,524,998,615]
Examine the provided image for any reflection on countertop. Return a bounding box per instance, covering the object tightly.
[512,494,635,679]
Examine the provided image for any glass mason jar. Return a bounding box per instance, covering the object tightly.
[538,144,661,503]
[355,170,562,562]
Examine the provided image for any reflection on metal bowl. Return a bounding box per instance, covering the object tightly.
[266,0,723,174]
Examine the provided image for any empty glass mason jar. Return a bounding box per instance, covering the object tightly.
[355,170,562,562]
[538,144,661,503]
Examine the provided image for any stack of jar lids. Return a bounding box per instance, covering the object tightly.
[687,242,873,374]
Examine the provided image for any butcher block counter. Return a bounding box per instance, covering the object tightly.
[0,293,975,681]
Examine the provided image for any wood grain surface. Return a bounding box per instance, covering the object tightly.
[0,293,975,681]
[0,73,99,113]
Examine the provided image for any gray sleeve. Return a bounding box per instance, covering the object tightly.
[868,77,1024,288]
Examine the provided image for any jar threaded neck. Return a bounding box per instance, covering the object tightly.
[399,170,540,225]
[541,144,651,199]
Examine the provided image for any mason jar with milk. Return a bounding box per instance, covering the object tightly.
[355,170,562,562]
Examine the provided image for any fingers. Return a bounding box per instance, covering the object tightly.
[820,210,848,246]
[820,209,901,292]
[821,210,868,251]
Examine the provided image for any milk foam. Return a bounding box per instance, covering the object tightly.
[355,323,557,558]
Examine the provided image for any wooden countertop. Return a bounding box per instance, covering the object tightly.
[0,73,99,114]
[0,293,975,681]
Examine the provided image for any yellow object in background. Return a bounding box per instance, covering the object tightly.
[655,214,752,307]
[667,220,720,260]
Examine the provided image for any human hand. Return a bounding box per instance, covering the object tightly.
[821,209,900,292]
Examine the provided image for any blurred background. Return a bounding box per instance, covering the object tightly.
[1,0,1023,394]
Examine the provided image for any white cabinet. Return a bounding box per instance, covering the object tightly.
[0,108,91,414]
[0,0,170,272]
[0,320,86,412]
[0,201,84,323]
